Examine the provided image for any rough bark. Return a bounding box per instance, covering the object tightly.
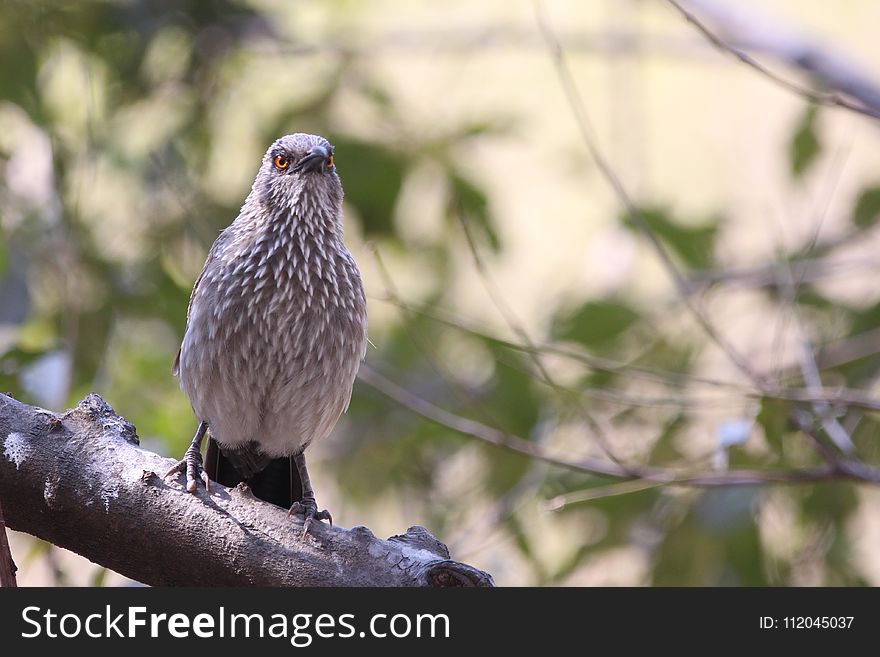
[0,392,494,587]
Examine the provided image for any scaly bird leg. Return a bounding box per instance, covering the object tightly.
[288,452,332,535]
[163,421,211,493]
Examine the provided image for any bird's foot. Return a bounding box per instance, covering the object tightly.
[163,443,211,493]
[288,496,332,536]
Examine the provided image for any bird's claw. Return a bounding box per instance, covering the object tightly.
[288,496,332,537]
[163,444,210,493]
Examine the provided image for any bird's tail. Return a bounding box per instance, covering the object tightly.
[205,437,303,509]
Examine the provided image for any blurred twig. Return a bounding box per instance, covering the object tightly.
[372,292,751,412]
[774,139,857,455]
[453,207,627,467]
[374,293,751,391]
[373,292,880,413]
[543,479,666,510]
[664,0,880,120]
[368,245,521,435]
[534,0,773,392]
[813,328,880,373]
[260,28,710,59]
[533,0,879,481]
[359,364,880,486]
[773,231,856,455]
[687,254,880,291]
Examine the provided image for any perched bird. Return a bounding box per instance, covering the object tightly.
[165,133,368,528]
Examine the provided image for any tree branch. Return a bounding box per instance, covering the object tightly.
[0,392,494,587]
[533,0,879,479]
[665,0,880,120]
[359,364,880,487]
[533,0,773,391]
[0,497,16,587]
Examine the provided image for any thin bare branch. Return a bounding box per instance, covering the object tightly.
[773,235,856,455]
[533,0,773,392]
[373,292,752,392]
[688,254,880,291]
[358,364,880,487]
[368,245,519,435]
[371,292,880,415]
[533,0,880,478]
[543,480,667,510]
[664,0,880,120]
[770,143,858,455]
[453,208,627,466]
[814,328,880,373]
[255,28,713,59]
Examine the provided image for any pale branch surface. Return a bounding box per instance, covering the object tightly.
[0,392,494,587]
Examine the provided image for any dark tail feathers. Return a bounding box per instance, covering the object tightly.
[205,437,302,509]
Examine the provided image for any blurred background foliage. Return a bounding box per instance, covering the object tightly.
[3,0,880,586]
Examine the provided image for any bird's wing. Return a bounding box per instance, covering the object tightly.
[173,227,230,377]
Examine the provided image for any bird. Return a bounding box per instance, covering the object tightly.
[164,133,368,530]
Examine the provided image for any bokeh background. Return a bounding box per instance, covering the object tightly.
[3,0,880,586]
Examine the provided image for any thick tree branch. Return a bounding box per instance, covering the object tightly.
[0,392,494,587]
[0,498,16,587]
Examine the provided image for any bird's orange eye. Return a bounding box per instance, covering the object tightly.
[327,154,334,168]
[273,154,289,170]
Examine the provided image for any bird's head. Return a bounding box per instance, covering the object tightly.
[250,133,343,225]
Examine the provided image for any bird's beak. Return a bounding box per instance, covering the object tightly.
[294,145,331,174]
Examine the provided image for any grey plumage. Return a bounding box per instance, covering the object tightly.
[172,133,367,504]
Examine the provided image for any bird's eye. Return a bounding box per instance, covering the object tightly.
[273,154,289,170]
[327,154,335,168]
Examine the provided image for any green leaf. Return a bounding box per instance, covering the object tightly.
[647,414,688,464]
[801,482,858,521]
[756,397,790,453]
[554,298,639,349]
[789,104,821,179]
[794,288,833,309]
[485,348,541,437]
[631,336,696,383]
[832,298,880,387]
[852,186,880,229]
[449,170,500,251]
[851,415,880,462]
[621,207,719,269]
[0,345,54,400]
[800,484,862,583]
[90,567,108,587]
[451,119,512,140]
[328,135,407,236]
[504,515,546,582]
[654,490,766,585]
[848,299,880,335]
